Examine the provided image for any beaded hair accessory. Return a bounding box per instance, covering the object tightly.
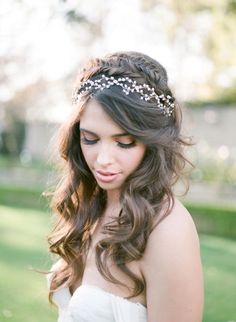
[72,74,175,117]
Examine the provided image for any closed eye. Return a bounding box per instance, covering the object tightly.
[117,141,137,149]
[80,137,98,145]
[80,131,136,149]
[80,137,136,149]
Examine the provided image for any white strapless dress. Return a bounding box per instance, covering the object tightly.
[47,265,147,322]
[53,284,147,322]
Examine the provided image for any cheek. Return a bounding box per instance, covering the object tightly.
[122,147,146,171]
[80,145,95,164]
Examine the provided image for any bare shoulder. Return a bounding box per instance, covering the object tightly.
[149,197,200,245]
[140,197,204,322]
[141,198,201,264]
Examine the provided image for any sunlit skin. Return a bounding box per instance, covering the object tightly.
[79,98,146,208]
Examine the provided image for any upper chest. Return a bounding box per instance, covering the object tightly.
[72,219,146,306]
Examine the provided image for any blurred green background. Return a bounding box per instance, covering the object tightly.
[0,0,235,321]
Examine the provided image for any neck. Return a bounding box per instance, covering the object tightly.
[100,190,122,223]
[105,189,121,210]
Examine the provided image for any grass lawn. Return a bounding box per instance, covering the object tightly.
[0,205,57,322]
[200,234,236,322]
[0,204,236,322]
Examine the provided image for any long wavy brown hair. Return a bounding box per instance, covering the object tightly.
[47,51,192,303]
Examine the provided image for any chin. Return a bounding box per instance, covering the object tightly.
[97,182,121,189]
[97,179,123,189]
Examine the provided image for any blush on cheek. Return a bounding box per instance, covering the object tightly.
[81,149,96,169]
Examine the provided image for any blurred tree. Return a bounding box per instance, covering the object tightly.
[139,0,236,102]
[0,80,48,157]
[0,0,102,104]
[0,116,26,157]
[0,0,235,109]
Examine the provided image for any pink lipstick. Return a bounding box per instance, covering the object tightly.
[95,170,120,183]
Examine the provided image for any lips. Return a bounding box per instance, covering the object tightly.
[95,170,120,183]
[96,170,118,176]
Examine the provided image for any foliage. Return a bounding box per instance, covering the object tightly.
[0,117,26,157]
[0,186,47,209]
[186,82,236,106]
[186,202,236,239]
[0,155,53,170]
[1,0,235,107]
[141,0,236,102]
[190,159,236,185]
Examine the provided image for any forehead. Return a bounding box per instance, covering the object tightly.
[79,99,126,136]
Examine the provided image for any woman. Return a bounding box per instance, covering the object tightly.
[47,51,204,322]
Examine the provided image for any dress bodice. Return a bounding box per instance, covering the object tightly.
[47,264,147,322]
[54,284,147,322]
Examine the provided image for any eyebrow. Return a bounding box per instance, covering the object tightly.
[80,128,130,138]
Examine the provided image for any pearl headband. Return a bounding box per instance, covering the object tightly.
[72,74,175,117]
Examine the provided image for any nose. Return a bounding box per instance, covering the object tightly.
[96,143,114,166]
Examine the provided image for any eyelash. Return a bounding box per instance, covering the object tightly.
[81,137,136,149]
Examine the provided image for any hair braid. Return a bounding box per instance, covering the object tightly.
[77,52,170,97]
[105,52,170,94]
